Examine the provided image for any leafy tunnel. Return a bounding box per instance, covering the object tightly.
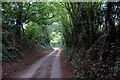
[1,1,120,79]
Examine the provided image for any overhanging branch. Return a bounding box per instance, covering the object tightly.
[36,13,55,22]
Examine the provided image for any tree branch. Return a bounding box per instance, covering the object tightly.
[36,13,55,22]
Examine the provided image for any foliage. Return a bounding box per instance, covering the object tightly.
[2,2,55,38]
[2,1,120,79]
[59,2,120,79]
[24,21,52,49]
[2,2,56,61]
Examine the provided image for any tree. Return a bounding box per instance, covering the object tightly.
[2,2,55,39]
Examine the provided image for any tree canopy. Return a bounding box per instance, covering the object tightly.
[2,1,120,79]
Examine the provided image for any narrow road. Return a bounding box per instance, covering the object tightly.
[10,49,62,78]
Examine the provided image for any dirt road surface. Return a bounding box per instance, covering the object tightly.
[9,49,63,78]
